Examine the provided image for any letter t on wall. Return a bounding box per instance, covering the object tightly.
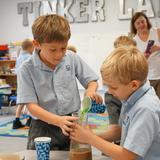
[17,2,33,26]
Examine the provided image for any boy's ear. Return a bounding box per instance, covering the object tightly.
[131,80,141,91]
[32,40,41,50]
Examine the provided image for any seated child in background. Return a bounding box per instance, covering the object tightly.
[70,46,160,160]
[16,14,102,150]
[105,35,137,125]
[12,39,34,129]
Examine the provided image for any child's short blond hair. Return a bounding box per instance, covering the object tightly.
[32,14,71,43]
[114,35,136,48]
[21,39,33,50]
[100,46,148,84]
[67,45,77,53]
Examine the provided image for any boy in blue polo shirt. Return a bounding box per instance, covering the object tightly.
[17,14,102,150]
[12,39,34,129]
[70,47,160,160]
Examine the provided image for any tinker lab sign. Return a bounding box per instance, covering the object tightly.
[17,0,159,26]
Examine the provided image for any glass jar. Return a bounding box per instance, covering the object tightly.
[69,112,92,160]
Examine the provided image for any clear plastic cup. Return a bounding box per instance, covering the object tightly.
[70,111,92,160]
[34,137,51,160]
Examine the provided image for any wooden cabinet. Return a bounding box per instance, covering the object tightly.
[0,60,16,92]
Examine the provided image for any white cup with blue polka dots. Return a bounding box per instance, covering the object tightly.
[34,137,51,160]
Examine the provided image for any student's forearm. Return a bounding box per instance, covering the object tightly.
[27,103,61,126]
[86,81,98,92]
[89,134,122,159]
[88,134,137,160]
[99,124,121,142]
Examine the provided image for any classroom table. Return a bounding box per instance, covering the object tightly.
[18,147,111,160]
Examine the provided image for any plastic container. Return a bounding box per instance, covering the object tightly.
[69,112,92,160]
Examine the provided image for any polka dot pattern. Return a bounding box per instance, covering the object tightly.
[89,100,106,113]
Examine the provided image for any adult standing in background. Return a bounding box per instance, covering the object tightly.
[130,12,160,98]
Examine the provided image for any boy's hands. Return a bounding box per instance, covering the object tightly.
[84,90,103,104]
[58,116,78,136]
[70,124,93,144]
[85,81,103,104]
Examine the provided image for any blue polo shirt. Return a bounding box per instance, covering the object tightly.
[17,50,98,115]
[15,51,31,72]
[119,82,160,160]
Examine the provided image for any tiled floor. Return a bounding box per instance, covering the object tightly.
[0,136,27,153]
[0,106,27,153]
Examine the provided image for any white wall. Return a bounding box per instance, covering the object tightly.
[0,0,160,89]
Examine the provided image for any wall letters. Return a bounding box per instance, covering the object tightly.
[17,0,159,26]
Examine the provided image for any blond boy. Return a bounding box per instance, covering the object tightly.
[71,46,160,160]
[114,35,136,48]
[67,45,77,53]
[13,39,34,129]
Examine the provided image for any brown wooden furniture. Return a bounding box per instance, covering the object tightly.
[0,60,16,91]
